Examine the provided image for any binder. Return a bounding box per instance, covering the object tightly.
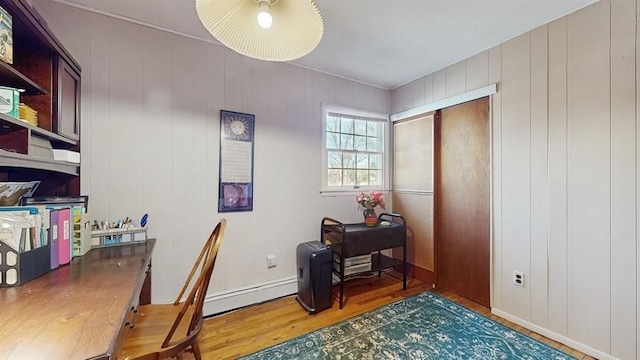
[50,208,60,269]
[58,207,71,265]
[71,206,91,256]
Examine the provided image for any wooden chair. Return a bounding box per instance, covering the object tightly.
[118,219,227,360]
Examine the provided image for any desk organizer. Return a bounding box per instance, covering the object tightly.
[90,227,147,248]
[0,240,51,287]
[72,212,92,257]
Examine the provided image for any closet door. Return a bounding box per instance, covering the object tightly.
[393,114,435,285]
[435,97,490,307]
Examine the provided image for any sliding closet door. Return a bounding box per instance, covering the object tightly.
[393,114,435,286]
[435,97,490,307]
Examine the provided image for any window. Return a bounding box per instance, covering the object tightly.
[321,103,389,193]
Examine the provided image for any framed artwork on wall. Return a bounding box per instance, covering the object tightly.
[218,110,254,212]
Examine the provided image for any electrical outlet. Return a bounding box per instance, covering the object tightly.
[513,271,524,287]
[266,254,277,268]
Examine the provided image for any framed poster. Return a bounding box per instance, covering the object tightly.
[218,110,254,212]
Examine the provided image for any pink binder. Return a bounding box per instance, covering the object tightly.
[57,207,71,265]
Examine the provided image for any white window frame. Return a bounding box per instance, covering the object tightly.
[321,102,390,195]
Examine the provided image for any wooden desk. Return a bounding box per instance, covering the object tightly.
[0,239,155,360]
[322,213,406,309]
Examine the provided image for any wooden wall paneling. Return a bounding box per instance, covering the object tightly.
[396,79,415,112]
[389,87,403,115]
[206,40,227,295]
[415,77,427,109]
[88,12,111,220]
[397,80,412,111]
[171,35,198,294]
[423,74,434,106]
[445,61,466,98]
[223,50,244,111]
[107,18,143,217]
[191,40,215,263]
[529,25,549,328]
[366,81,390,115]
[466,51,489,92]
[432,69,447,102]
[488,46,502,310]
[499,32,532,320]
[334,78,350,105]
[566,2,611,352]
[637,0,640,355]
[610,0,637,358]
[408,78,425,110]
[242,57,256,114]
[140,27,176,302]
[547,16,569,337]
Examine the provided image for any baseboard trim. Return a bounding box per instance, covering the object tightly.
[403,263,436,287]
[491,308,617,360]
[203,276,297,316]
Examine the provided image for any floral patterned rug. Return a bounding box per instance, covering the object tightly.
[239,291,574,360]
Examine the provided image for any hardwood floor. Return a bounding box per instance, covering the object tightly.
[198,273,595,359]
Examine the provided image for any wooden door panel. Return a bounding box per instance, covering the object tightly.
[435,97,490,307]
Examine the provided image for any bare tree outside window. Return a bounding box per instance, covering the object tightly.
[325,110,385,188]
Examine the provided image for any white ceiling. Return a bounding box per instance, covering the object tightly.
[54,0,598,90]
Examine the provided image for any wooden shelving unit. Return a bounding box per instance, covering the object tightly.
[0,0,81,196]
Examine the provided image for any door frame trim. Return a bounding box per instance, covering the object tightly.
[390,83,497,122]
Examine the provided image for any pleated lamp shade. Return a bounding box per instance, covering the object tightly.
[196,0,324,62]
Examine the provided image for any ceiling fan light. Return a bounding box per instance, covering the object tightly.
[196,0,324,62]
[256,3,272,29]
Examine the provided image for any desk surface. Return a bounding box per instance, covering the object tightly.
[0,239,155,360]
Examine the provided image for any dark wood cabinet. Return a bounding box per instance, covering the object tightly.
[0,0,81,196]
[53,55,80,141]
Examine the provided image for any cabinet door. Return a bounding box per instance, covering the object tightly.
[53,56,80,141]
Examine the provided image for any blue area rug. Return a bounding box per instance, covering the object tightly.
[240,291,574,360]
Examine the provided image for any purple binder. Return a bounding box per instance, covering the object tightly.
[49,208,60,269]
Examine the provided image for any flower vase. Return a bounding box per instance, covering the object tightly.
[363,208,377,227]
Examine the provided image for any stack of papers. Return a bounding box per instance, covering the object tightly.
[0,208,45,252]
[19,103,38,126]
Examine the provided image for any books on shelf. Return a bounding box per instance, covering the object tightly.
[0,5,13,65]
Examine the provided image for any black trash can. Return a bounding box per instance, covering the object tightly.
[296,241,333,314]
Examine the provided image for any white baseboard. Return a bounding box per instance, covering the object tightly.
[491,308,617,360]
[203,276,297,316]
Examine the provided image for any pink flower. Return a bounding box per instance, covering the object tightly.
[356,191,386,210]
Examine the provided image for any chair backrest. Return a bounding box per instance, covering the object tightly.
[173,219,225,305]
[161,218,227,349]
